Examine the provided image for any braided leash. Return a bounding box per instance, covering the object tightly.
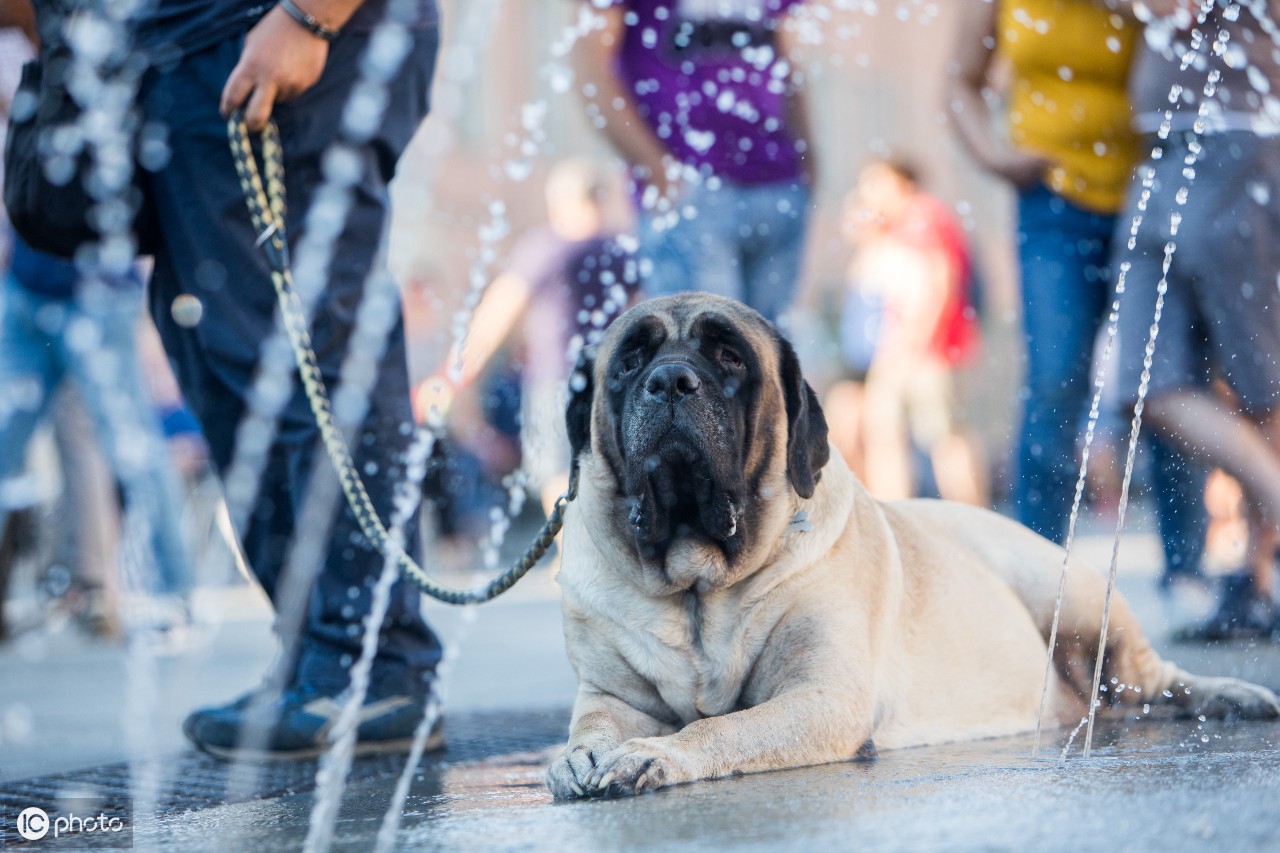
[226,114,574,604]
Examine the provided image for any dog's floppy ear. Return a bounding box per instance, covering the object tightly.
[777,334,829,499]
[565,352,594,476]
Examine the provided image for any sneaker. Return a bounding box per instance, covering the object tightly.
[183,680,444,761]
[1159,573,1218,638]
[1178,573,1278,642]
[124,593,195,653]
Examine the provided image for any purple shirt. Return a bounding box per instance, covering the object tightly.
[608,0,806,186]
[508,226,639,385]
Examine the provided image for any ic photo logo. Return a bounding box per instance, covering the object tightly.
[15,808,48,841]
[6,798,132,848]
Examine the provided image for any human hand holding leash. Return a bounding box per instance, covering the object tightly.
[220,0,363,131]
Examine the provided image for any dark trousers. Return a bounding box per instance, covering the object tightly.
[1014,183,1207,578]
[138,26,443,689]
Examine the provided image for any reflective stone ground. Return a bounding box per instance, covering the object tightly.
[115,713,1276,853]
[2,531,1278,851]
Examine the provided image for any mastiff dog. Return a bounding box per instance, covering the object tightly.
[546,293,1279,800]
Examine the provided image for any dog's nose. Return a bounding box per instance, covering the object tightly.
[644,362,701,402]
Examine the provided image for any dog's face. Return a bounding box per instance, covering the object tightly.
[566,293,829,593]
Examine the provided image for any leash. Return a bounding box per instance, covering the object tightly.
[226,113,574,604]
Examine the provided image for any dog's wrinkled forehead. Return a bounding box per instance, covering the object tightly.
[595,293,778,378]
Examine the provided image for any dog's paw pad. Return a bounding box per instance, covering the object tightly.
[584,741,680,798]
[546,744,600,800]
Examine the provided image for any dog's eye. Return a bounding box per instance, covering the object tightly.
[619,351,643,375]
[719,347,743,370]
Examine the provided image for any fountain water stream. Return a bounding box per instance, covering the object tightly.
[213,0,460,821]
[25,0,182,834]
[1030,0,1278,759]
[287,4,603,848]
[1027,4,1206,757]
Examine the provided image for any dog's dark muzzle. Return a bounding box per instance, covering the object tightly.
[621,358,745,553]
[643,361,702,405]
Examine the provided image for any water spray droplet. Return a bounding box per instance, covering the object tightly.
[171,294,203,327]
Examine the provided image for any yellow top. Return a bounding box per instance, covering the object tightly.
[998,0,1138,213]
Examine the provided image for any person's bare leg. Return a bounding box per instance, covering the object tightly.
[823,380,868,481]
[1245,503,1277,600]
[1251,406,1280,600]
[1144,389,1280,521]
[1204,469,1248,569]
[1258,406,1280,474]
[862,371,913,500]
[52,390,122,637]
[930,429,989,506]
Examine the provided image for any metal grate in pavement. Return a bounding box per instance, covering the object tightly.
[0,706,570,820]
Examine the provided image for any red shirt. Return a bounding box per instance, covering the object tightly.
[886,194,978,365]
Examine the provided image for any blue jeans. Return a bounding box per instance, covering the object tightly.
[1014,184,1206,577]
[639,178,810,325]
[0,276,191,596]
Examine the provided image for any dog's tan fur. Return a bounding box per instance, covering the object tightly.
[546,293,1279,800]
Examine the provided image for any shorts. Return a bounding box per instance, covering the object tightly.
[864,360,956,449]
[1115,131,1280,413]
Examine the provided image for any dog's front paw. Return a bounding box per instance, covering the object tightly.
[1189,677,1280,720]
[546,744,600,800]
[582,738,693,798]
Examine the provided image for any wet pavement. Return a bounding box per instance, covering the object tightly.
[2,529,1279,851]
[138,718,1280,853]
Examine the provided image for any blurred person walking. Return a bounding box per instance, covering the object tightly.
[840,158,986,504]
[0,235,194,631]
[0,12,190,639]
[574,0,815,326]
[947,0,1209,621]
[1113,0,1280,640]
[416,159,638,521]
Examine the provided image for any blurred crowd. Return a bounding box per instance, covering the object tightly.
[407,0,1280,644]
[3,0,1280,665]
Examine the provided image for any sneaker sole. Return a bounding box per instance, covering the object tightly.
[195,726,446,762]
